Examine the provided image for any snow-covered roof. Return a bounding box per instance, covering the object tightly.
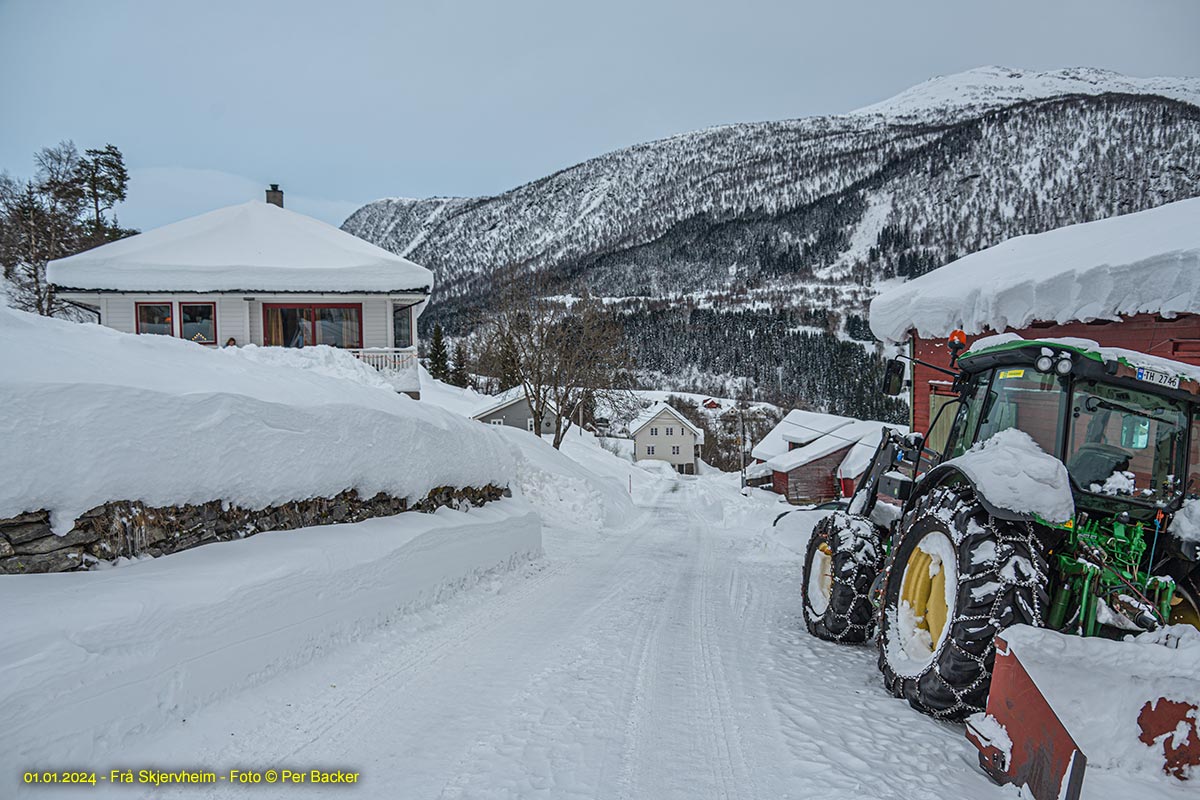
[470,388,559,421]
[837,422,909,480]
[869,197,1200,343]
[766,420,894,474]
[750,410,853,462]
[48,201,434,294]
[628,402,705,444]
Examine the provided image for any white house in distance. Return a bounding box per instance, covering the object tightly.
[46,186,433,397]
[472,388,556,434]
[630,401,703,474]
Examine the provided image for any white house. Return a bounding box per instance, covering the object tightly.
[47,186,433,397]
[630,402,704,474]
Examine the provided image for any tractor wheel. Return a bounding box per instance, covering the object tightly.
[802,512,883,643]
[877,484,1049,721]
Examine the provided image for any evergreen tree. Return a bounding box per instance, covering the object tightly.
[449,341,470,387]
[498,336,520,391]
[427,323,449,381]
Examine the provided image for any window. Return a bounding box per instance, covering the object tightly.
[672,445,680,455]
[136,303,173,336]
[646,445,655,455]
[180,303,216,344]
[526,418,535,431]
[666,427,675,436]
[264,304,362,348]
[393,304,413,348]
[650,427,658,436]
[490,419,504,425]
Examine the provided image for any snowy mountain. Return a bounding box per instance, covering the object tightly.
[343,66,1200,418]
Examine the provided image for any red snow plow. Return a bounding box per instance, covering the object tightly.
[800,335,1200,795]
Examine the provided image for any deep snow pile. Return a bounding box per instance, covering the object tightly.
[938,429,1074,523]
[0,307,513,533]
[997,623,1200,779]
[869,196,1200,342]
[0,502,542,769]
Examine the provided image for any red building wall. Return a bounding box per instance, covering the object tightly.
[774,445,853,505]
[909,312,1200,435]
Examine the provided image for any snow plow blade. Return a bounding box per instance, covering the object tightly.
[965,632,1085,800]
[965,626,1200,798]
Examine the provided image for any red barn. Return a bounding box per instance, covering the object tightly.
[766,420,897,505]
[870,198,1200,439]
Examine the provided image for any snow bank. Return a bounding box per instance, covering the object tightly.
[0,502,541,769]
[0,308,514,532]
[938,429,1074,524]
[869,197,1200,342]
[1002,623,1200,779]
[47,201,433,293]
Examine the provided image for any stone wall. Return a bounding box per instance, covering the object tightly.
[0,484,507,574]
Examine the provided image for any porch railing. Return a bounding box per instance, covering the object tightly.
[346,347,418,373]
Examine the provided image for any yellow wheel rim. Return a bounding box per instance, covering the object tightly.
[1169,590,1200,630]
[899,534,951,652]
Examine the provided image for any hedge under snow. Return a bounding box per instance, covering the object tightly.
[0,307,514,533]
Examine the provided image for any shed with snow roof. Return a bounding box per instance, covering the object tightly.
[630,402,704,474]
[869,197,1200,442]
[48,186,433,397]
[766,420,898,504]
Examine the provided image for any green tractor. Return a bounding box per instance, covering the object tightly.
[801,335,1200,720]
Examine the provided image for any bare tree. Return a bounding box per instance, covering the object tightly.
[485,274,635,449]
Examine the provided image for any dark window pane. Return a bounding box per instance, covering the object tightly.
[393,305,412,348]
[181,304,215,344]
[137,304,172,336]
[315,307,361,348]
[265,306,314,347]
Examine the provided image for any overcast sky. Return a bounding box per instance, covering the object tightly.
[2,0,1198,229]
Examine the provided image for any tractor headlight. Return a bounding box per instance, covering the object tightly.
[1055,356,1073,375]
[1035,355,1054,372]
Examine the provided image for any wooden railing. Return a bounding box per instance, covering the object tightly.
[346,348,418,373]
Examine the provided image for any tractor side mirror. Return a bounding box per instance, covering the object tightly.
[883,359,905,396]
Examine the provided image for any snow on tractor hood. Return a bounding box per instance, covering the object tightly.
[938,429,1074,524]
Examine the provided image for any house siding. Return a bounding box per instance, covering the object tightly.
[62,291,420,351]
[476,397,556,434]
[633,409,699,471]
[775,445,853,505]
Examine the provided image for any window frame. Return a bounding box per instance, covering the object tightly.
[135,301,175,337]
[672,445,681,455]
[650,427,658,436]
[526,418,535,431]
[392,303,414,349]
[262,302,364,349]
[666,427,674,436]
[179,301,217,345]
[646,445,655,455]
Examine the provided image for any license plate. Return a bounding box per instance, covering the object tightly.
[1135,366,1180,389]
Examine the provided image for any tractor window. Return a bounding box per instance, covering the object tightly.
[944,376,990,458]
[1067,381,1186,503]
[973,368,1065,456]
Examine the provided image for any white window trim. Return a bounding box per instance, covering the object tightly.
[646,445,655,455]
[650,427,658,436]
[490,419,504,425]
[666,427,674,436]
[527,418,535,431]
[672,445,680,455]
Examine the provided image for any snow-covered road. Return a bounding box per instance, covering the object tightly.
[26,477,1175,800]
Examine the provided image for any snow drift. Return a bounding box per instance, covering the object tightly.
[0,502,542,772]
[869,196,1200,342]
[0,307,515,533]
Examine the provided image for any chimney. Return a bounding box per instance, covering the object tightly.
[266,183,284,208]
